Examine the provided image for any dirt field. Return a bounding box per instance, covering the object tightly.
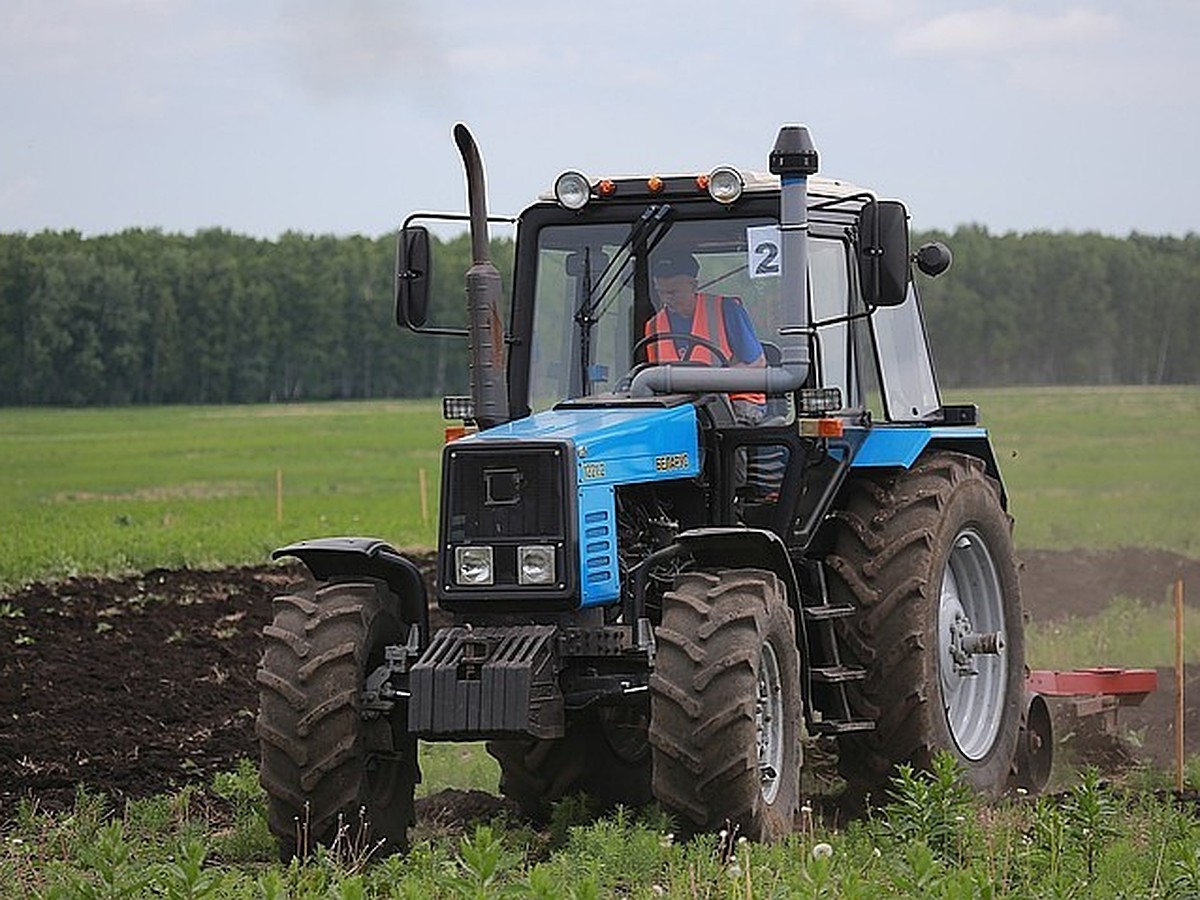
[2,548,1198,817]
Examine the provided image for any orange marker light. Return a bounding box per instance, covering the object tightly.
[799,418,845,438]
[647,175,664,193]
[597,179,617,197]
[695,174,710,191]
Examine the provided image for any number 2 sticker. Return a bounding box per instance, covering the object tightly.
[747,226,781,279]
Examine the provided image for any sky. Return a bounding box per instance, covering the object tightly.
[1,0,1197,239]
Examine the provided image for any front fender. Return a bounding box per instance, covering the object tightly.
[272,536,429,640]
[673,527,803,620]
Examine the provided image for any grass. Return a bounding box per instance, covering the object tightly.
[9,754,1200,897]
[2,386,1197,589]
[1027,595,1199,670]
[965,385,1200,555]
[0,401,445,589]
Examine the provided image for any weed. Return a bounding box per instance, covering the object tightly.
[1063,767,1120,879]
[880,752,978,864]
[158,838,221,900]
[445,823,521,898]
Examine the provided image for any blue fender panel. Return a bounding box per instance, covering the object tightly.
[850,426,1007,507]
[852,426,987,468]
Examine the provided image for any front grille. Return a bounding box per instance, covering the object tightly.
[439,441,577,606]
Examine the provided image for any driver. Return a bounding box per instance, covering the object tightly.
[645,250,766,423]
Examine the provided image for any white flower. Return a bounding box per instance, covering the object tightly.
[651,886,665,897]
[727,863,742,879]
[812,842,834,860]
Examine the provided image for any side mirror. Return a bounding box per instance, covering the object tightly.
[858,200,910,307]
[915,241,953,277]
[395,225,431,329]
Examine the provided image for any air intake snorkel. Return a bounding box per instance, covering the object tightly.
[630,125,817,400]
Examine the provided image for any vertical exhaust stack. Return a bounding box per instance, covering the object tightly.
[453,123,510,429]
[769,126,819,385]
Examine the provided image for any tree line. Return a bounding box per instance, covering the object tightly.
[0,225,1195,407]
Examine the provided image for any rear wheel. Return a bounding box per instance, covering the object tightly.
[256,579,417,860]
[826,452,1024,804]
[649,569,801,841]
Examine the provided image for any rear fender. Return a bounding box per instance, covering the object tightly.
[272,537,429,641]
[852,427,1008,507]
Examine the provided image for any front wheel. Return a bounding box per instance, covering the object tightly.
[649,569,802,841]
[827,452,1025,804]
[256,579,417,860]
[486,707,652,822]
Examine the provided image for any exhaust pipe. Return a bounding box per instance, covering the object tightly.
[453,123,509,429]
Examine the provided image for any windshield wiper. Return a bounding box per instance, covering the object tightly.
[574,204,673,395]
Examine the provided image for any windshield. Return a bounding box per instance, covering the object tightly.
[528,214,852,412]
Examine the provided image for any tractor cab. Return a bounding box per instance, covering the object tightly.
[399,156,952,437]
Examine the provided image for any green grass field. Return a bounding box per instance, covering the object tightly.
[2,386,1197,589]
[0,401,444,589]
[969,386,1200,554]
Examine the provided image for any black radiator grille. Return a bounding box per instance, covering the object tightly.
[439,440,577,605]
[445,447,565,541]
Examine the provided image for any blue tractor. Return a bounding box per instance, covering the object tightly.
[256,124,1030,857]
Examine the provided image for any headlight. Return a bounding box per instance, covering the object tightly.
[707,166,744,204]
[554,171,591,210]
[455,546,494,586]
[518,545,556,586]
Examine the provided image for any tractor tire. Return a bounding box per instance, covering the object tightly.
[256,579,417,860]
[649,569,802,841]
[825,451,1025,806]
[486,707,652,821]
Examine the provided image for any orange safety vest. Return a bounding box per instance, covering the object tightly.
[644,294,765,406]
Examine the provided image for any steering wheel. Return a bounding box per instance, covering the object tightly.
[629,331,732,367]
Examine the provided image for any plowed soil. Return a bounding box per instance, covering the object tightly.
[2,548,1198,818]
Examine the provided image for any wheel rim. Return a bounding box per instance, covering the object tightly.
[937,528,1008,760]
[756,641,785,805]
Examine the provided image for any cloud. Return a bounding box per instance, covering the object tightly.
[279,0,442,99]
[895,7,1120,57]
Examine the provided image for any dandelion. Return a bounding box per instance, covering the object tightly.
[659,833,675,848]
[727,863,743,879]
[812,842,834,860]
[651,886,665,897]
[1016,786,1028,796]
[872,846,882,858]
[737,836,748,846]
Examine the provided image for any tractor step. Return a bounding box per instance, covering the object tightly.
[802,603,856,621]
[810,719,876,735]
[810,665,867,683]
